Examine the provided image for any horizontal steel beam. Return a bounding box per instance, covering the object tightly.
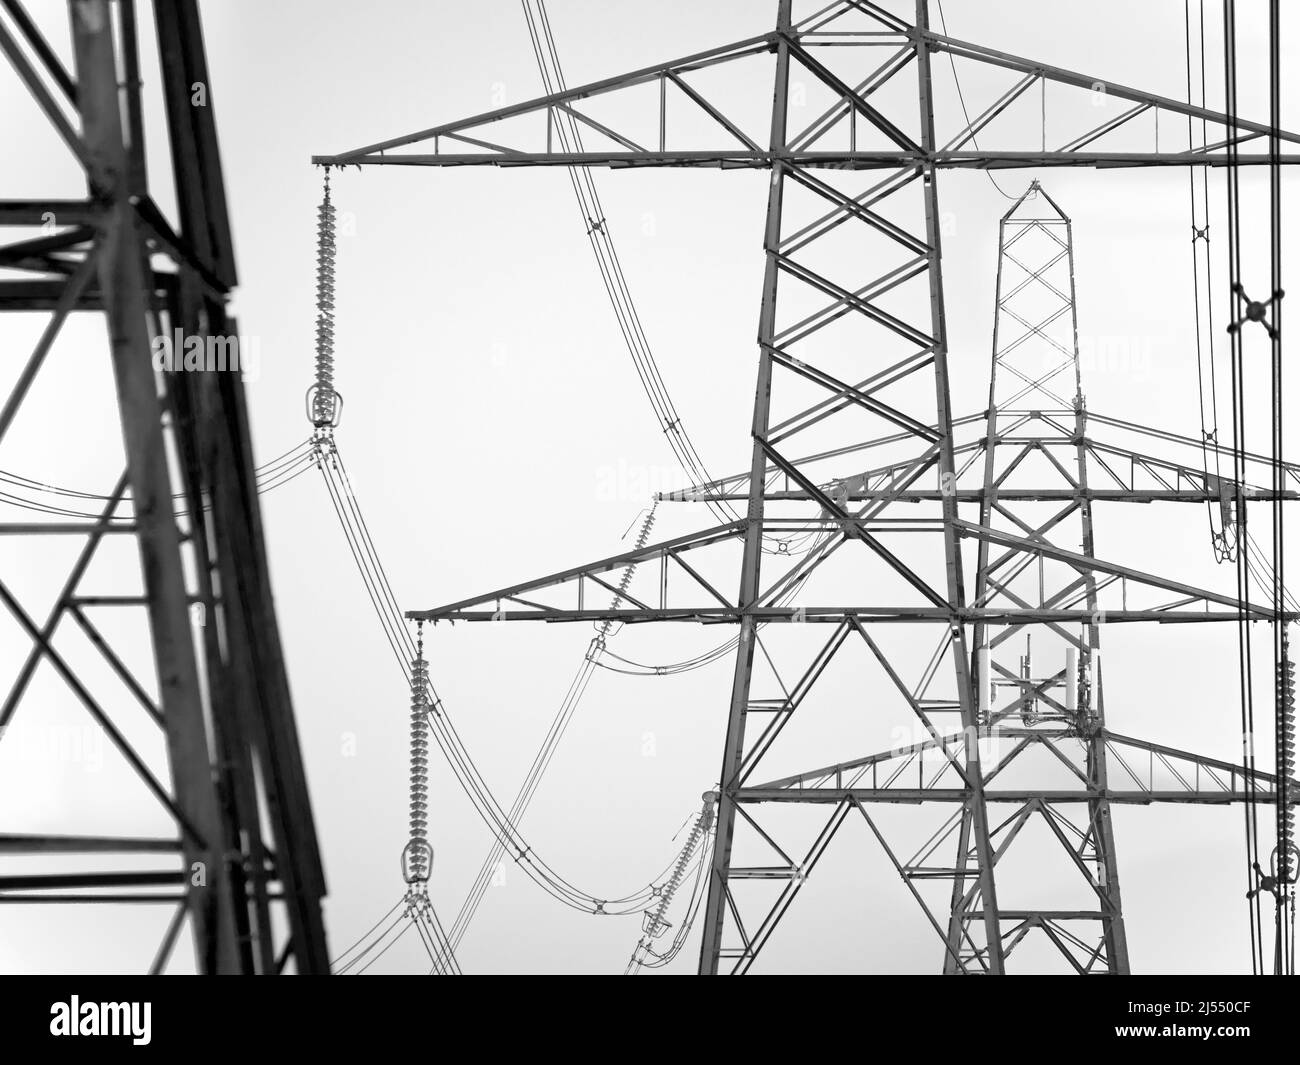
[422,607,1293,623]
[0,870,185,890]
[0,834,180,853]
[0,274,178,310]
[0,199,100,225]
[659,489,1300,503]
[981,911,1107,920]
[735,788,1293,804]
[0,894,188,904]
[0,522,137,535]
[312,149,1300,170]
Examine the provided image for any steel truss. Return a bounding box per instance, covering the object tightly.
[315,0,1299,972]
[0,0,328,972]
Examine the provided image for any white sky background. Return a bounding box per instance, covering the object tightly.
[1,0,1298,974]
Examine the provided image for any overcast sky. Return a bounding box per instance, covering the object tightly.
[1,0,1297,974]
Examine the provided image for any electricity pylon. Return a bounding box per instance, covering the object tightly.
[955,181,1126,970]
[317,0,1300,972]
[0,0,327,972]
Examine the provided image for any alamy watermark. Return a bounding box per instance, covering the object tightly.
[594,459,686,502]
[150,328,260,382]
[50,997,151,1045]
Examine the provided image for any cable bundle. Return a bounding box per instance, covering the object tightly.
[312,436,707,947]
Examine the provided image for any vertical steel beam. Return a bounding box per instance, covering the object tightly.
[948,205,1014,974]
[1065,211,1130,972]
[915,0,1005,973]
[697,0,793,975]
[68,0,240,973]
[153,0,236,286]
[156,0,329,974]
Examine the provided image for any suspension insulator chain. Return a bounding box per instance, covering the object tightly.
[627,792,717,972]
[1279,632,1296,885]
[402,623,433,887]
[650,792,716,930]
[595,502,658,646]
[307,168,342,429]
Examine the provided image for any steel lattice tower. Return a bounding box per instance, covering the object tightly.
[0,0,328,972]
[316,0,1300,973]
[955,182,1127,970]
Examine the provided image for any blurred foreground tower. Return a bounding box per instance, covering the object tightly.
[0,0,327,972]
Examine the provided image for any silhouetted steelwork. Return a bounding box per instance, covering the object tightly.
[0,0,328,972]
[315,0,1298,973]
